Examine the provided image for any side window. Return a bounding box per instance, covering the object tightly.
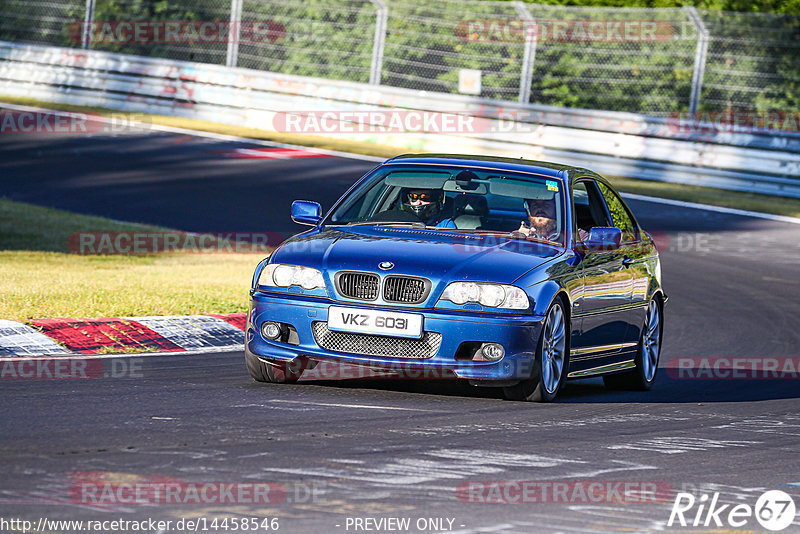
[597,182,637,242]
[572,180,611,239]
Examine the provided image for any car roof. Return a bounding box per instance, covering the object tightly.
[384,154,577,180]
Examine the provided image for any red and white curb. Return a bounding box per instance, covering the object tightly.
[223,147,333,159]
[0,314,246,357]
[0,319,72,357]
[131,315,244,351]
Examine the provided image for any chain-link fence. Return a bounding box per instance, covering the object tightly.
[1,0,797,116]
[237,0,378,82]
[381,0,525,101]
[526,5,699,114]
[700,10,800,113]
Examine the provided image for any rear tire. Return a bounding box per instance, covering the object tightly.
[503,299,569,402]
[245,348,306,384]
[603,297,662,391]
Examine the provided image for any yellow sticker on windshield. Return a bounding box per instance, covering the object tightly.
[546,180,559,191]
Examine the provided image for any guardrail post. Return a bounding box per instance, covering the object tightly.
[684,6,709,117]
[368,0,388,85]
[81,0,96,50]
[226,0,243,67]
[513,1,537,104]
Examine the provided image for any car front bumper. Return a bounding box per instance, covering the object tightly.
[247,291,546,382]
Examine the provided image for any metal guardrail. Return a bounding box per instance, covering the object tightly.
[1,40,799,198]
[4,0,799,118]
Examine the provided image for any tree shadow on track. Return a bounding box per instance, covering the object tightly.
[559,372,800,404]
[294,364,800,404]
[297,377,505,401]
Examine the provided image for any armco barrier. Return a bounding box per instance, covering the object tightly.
[1,41,798,197]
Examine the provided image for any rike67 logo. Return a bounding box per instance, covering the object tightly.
[668,490,797,531]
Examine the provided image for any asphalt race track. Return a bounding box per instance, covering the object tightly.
[0,128,376,235]
[1,126,800,533]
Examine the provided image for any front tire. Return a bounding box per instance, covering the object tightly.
[245,348,306,384]
[503,299,569,402]
[603,297,662,391]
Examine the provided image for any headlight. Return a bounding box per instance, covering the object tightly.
[440,282,529,310]
[258,264,326,291]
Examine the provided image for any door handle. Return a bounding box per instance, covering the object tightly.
[622,256,634,268]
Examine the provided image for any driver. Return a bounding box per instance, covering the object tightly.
[401,188,455,228]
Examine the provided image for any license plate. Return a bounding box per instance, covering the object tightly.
[327,306,423,339]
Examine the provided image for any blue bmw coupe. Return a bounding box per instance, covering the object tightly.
[245,155,666,401]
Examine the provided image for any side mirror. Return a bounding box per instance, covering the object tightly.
[580,226,622,251]
[291,200,322,226]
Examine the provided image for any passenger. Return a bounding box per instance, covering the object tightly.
[516,197,560,241]
[516,197,589,242]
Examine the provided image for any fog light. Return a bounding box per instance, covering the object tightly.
[261,321,282,340]
[481,343,505,361]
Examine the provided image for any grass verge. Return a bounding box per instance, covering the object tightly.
[0,199,263,321]
[607,176,800,218]
[2,94,798,218]
[0,250,257,321]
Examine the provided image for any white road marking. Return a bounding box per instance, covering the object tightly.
[556,460,658,479]
[711,418,800,436]
[394,413,691,437]
[446,524,516,534]
[267,399,436,412]
[676,482,776,501]
[263,448,580,485]
[565,505,669,533]
[607,437,761,454]
[425,449,583,468]
[622,192,800,225]
[238,452,272,459]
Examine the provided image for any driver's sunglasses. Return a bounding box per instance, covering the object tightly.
[408,192,432,202]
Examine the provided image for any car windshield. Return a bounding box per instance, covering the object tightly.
[326,164,566,246]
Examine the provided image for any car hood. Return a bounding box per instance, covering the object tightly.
[272,226,560,287]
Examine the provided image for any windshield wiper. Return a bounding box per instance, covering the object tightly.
[343,221,427,228]
[454,229,563,246]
